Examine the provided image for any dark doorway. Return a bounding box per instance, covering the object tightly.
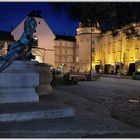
[104,64,110,74]
[104,64,115,74]
[115,65,120,74]
[95,65,100,73]
[127,63,135,76]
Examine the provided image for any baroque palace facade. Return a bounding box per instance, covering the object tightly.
[76,23,140,75]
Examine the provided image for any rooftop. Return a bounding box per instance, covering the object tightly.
[28,10,43,18]
[0,31,14,41]
[55,34,76,42]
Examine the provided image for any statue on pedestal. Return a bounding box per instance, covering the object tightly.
[0,10,39,73]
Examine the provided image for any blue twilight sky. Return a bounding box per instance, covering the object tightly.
[0,2,79,36]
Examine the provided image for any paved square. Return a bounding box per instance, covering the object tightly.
[55,77,140,129]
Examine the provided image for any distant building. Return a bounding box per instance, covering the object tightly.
[76,26,101,72]
[11,11,55,66]
[54,34,76,73]
[0,31,14,56]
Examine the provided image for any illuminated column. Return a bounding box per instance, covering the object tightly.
[113,41,116,73]
[119,31,123,78]
[134,37,139,61]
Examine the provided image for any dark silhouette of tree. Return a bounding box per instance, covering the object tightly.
[48,2,140,37]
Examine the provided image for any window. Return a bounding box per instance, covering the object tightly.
[112,42,115,53]
[86,38,90,43]
[80,39,83,43]
[92,28,95,32]
[108,45,110,53]
[65,49,67,54]
[76,57,79,62]
[92,40,95,44]
[65,58,67,62]
[33,36,38,46]
[92,48,95,52]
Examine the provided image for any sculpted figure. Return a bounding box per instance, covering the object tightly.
[0,11,38,72]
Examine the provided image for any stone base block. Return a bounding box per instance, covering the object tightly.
[36,84,52,96]
[0,88,39,104]
[0,60,39,104]
[33,63,53,96]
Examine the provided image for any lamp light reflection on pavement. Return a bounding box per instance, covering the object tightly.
[128,99,139,103]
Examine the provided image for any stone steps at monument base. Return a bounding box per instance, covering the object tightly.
[0,102,75,122]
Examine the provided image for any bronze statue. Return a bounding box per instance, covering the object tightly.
[0,10,39,73]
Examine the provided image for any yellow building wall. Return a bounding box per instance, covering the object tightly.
[76,24,140,74]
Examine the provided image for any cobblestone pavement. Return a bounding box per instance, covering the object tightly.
[55,77,140,129]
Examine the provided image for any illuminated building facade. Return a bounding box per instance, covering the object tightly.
[54,34,76,73]
[76,23,140,75]
[76,25,101,73]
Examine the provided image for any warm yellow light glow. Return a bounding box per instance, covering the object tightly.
[87,64,90,71]
[34,36,38,40]
[33,55,42,63]
[76,57,79,62]
[77,25,140,73]
[136,67,140,72]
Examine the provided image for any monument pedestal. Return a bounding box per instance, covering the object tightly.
[0,61,75,122]
[0,60,39,104]
[34,63,53,96]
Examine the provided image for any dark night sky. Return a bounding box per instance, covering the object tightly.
[0,2,79,36]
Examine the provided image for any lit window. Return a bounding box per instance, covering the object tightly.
[80,39,83,42]
[33,36,38,46]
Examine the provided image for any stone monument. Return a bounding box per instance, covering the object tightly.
[0,10,52,103]
[0,11,75,122]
